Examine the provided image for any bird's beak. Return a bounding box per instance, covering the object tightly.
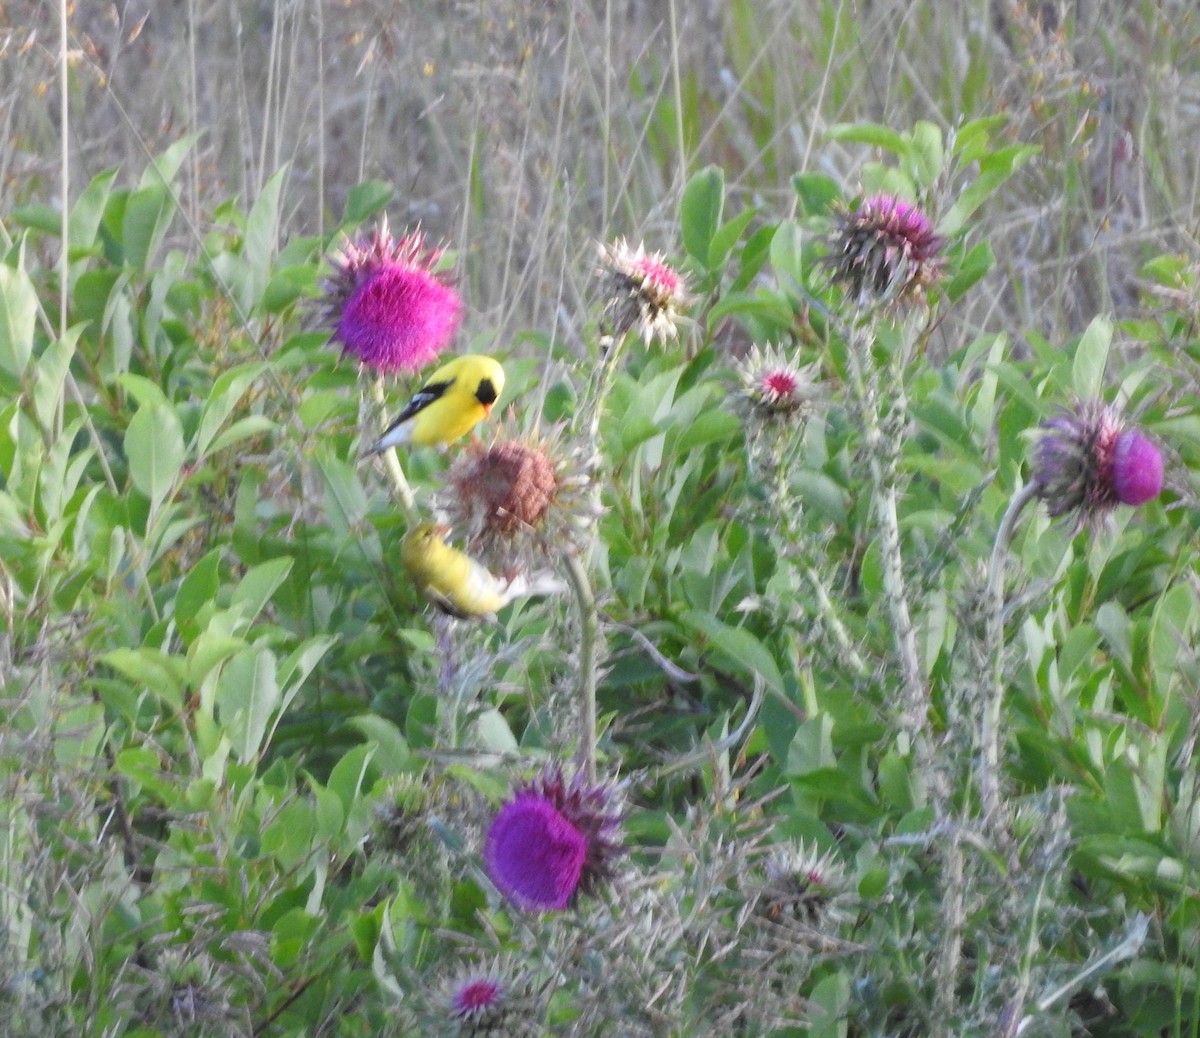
[432,523,452,538]
[482,402,494,416]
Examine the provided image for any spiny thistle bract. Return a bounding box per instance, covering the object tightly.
[436,425,599,569]
[733,343,823,418]
[483,766,624,913]
[823,193,945,306]
[596,237,690,343]
[323,217,463,373]
[1031,400,1164,530]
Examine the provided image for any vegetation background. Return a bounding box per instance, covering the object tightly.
[2,0,1200,1036]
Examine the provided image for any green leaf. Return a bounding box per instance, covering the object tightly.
[342,181,394,225]
[174,548,223,641]
[216,647,280,763]
[825,122,907,155]
[32,326,83,430]
[1072,315,1112,400]
[125,402,185,512]
[680,165,725,267]
[206,415,275,455]
[243,166,286,306]
[791,173,841,217]
[910,120,944,188]
[0,260,38,379]
[102,647,186,709]
[194,362,268,456]
[231,556,294,623]
[708,207,757,269]
[121,183,174,272]
[680,610,784,696]
[70,169,119,252]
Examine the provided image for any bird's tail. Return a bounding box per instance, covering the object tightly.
[505,570,568,601]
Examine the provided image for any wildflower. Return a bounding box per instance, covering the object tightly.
[323,218,463,373]
[483,767,624,913]
[734,343,822,417]
[1031,400,1164,530]
[437,424,599,568]
[823,193,945,306]
[439,958,542,1037]
[597,237,689,343]
[755,841,846,926]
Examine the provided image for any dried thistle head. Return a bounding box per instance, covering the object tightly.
[597,237,690,343]
[823,194,945,307]
[323,217,462,373]
[1031,400,1163,531]
[436,424,599,569]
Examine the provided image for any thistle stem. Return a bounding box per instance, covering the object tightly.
[581,332,630,443]
[369,376,419,525]
[979,480,1039,829]
[563,549,599,781]
[843,331,927,757]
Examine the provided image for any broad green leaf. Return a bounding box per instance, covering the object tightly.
[243,166,286,305]
[230,556,294,623]
[216,647,280,762]
[708,207,757,269]
[1072,315,1112,400]
[681,610,784,696]
[125,402,185,511]
[769,218,805,289]
[910,120,944,188]
[206,415,275,456]
[342,180,394,225]
[174,548,223,640]
[102,647,186,709]
[0,260,38,379]
[825,122,907,155]
[194,362,267,456]
[32,326,83,430]
[70,169,119,252]
[791,173,841,217]
[121,182,174,272]
[680,165,725,267]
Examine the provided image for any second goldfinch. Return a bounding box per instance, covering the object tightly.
[401,523,565,619]
[367,354,505,453]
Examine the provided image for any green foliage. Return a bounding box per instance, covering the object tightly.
[2,91,1199,1038]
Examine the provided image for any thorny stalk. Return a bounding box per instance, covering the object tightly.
[563,549,599,782]
[980,480,1039,835]
[842,326,927,761]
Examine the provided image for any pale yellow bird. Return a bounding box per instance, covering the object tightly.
[401,523,565,619]
[366,354,505,453]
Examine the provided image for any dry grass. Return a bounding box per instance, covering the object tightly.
[2,0,1197,355]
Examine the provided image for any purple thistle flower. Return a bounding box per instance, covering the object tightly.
[1032,401,1163,530]
[439,957,542,1036]
[483,767,624,913]
[323,218,463,373]
[823,193,945,306]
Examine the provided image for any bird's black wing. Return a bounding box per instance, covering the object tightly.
[381,376,455,433]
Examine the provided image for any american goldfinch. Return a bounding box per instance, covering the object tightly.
[366,354,505,454]
[401,523,565,619]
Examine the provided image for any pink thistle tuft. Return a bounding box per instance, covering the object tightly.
[483,767,624,913]
[324,219,463,373]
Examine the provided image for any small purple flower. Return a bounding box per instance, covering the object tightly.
[1032,401,1164,530]
[483,767,624,913]
[823,193,945,306]
[439,957,541,1036]
[323,218,462,373]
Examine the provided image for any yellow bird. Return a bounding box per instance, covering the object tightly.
[366,354,505,453]
[401,523,565,619]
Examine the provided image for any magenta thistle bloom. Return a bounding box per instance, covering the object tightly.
[1032,401,1164,530]
[824,193,945,306]
[597,238,689,343]
[439,957,541,1036]
[483,767,624,913]
[733,343,822,417]
[324,218,463,373]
